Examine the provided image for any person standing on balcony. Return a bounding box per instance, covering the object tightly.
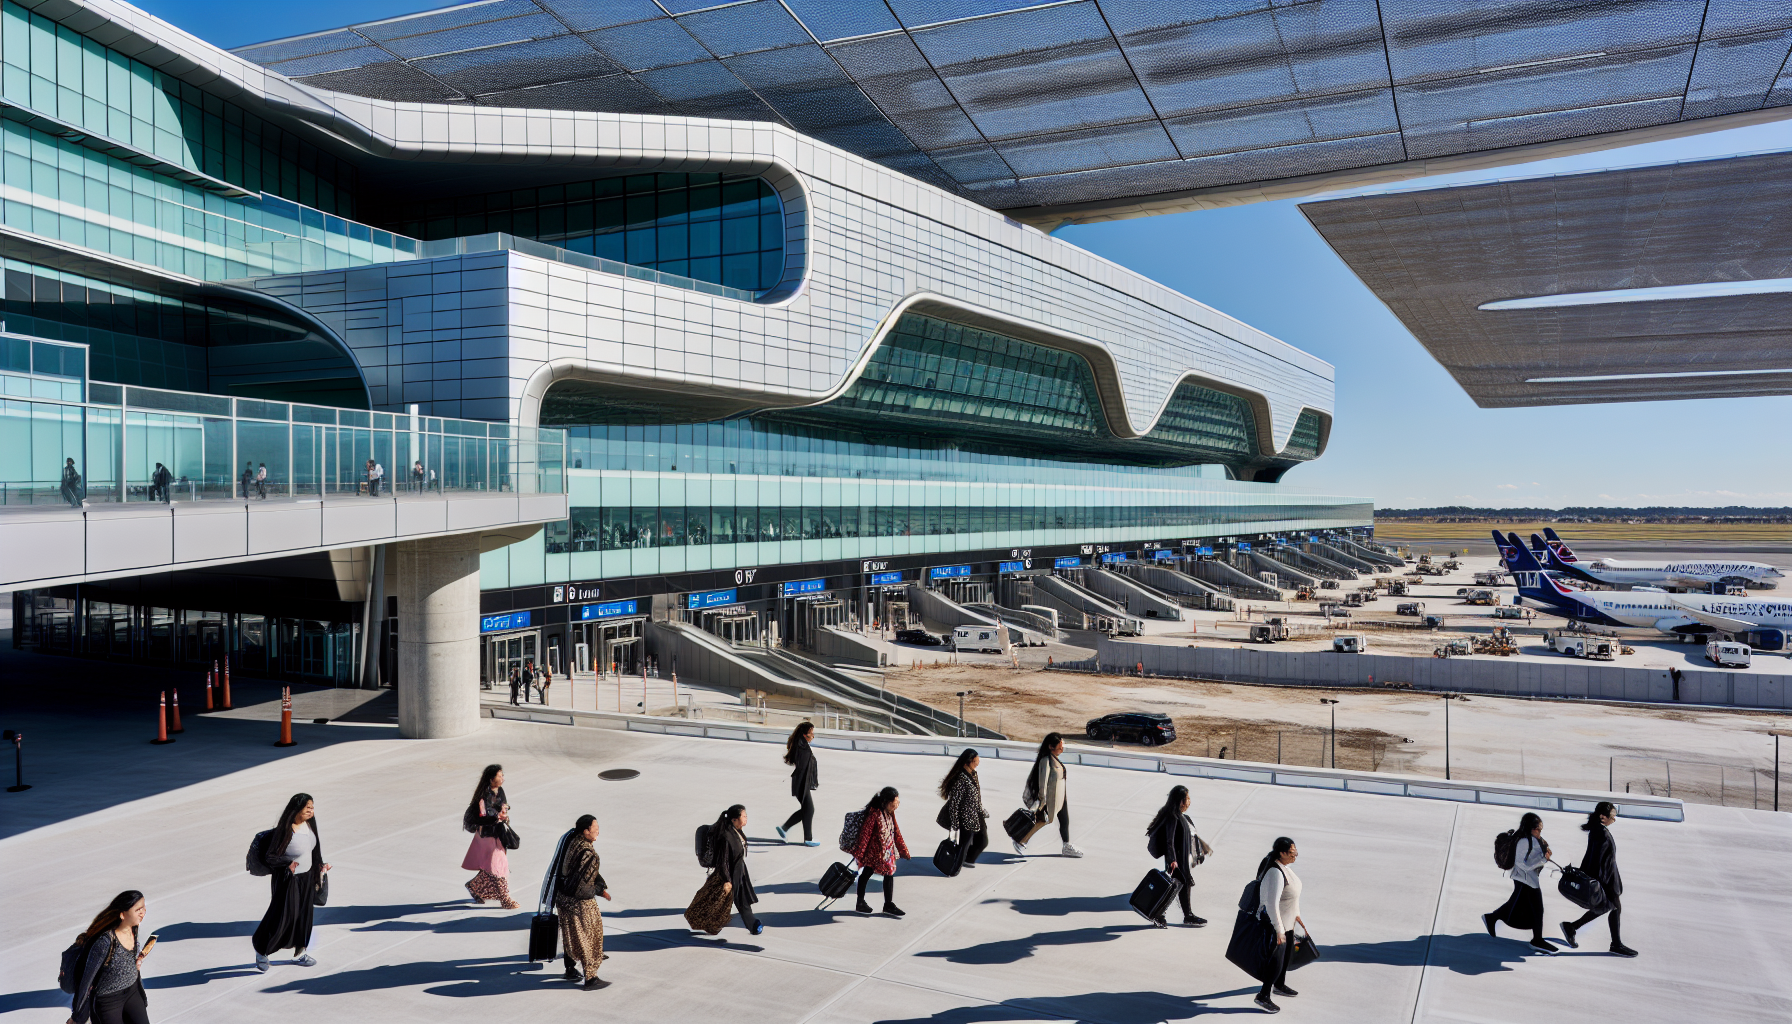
[255,463,268,500]
[412,460,425,493]
[151,463,171,503]
[365,459,384,497]
[775,722,820,846]
[60,458,83,507]
[240,462,255,500]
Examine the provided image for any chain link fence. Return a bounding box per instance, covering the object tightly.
[1611,755,1783,809]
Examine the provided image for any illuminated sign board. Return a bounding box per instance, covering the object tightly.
[1196,546,1214,556]
[869,571,904,586]
[578,600,638,621]
[781,578,826,597]
[1238,542,1252,551]
[1100,552,1127,563]
[480,611,531,632]
[998,560,1027,573]
[930,565,971,579]
[1153,550,1178,560]
[686,589,738,610]
[1054,556,1081,568]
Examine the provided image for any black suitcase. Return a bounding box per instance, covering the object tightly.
[933,834,966,877]
[817,860,857,909]
[1129,868,1181,922]
[528,912,559,961]
[1003,808,1047,845]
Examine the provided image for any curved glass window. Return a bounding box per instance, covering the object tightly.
[1142,380,1258,457]
[1281,410,1323,460]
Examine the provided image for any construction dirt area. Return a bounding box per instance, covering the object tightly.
[877,663,1792,810]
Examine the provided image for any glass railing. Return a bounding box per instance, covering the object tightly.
[0,380,564,508]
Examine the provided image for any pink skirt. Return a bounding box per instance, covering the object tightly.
[462,834,508,876]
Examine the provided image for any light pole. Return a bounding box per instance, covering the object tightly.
[1320,699,1339,768]
[1772,728,1792,812]
[1443,693,1470,780]
[956,691,971,737]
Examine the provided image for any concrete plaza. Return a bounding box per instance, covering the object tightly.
[2,672,1790,1023]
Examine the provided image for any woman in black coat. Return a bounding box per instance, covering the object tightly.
[709,804,762,935]
[1145,785,1206,928]
[1561,801,1635,957]
[252,793,331,972]
[776,722,820,846]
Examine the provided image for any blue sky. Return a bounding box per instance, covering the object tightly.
[144,1,1792,510]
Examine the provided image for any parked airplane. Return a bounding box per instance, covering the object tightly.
[1533,527,1782,589]
[1499,532,1792,642]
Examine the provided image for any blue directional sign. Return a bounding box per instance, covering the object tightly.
[1054,556,1081,568]
[1196,546,1214,556]
[1239,542,1252,552]
[579,599,638,621]
[869,571,904,585]
[781,578,825,597]
[998,560,1026,573]
[930,564,971,579]
[1101,551,1127,563]
[480,610,531,633]
[1153,550,1178,560]
[686,588,737,610]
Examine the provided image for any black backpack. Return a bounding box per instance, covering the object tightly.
[57,935,94,994]
[1493,830,1519,871]
[1237,865,1285,915]
[1147,827,1165,861]
[694,823,715,869]
[246,830,274,876]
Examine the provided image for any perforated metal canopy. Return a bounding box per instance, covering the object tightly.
[1300,151,1792,408]
[234,1,1792,223]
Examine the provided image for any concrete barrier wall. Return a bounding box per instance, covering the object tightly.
[814,627,888,666]
[1086,638,1792,709]
[1077,567,1184,620]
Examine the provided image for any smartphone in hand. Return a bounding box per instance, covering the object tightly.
[139,935,158,958]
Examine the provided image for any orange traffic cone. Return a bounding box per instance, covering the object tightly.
[150,692,174,744]
[204,669,214,710]
[220,659,233,710]
[169,688,184,734]
[275,687,296,747]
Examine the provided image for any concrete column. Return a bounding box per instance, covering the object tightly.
[396,533,482,739]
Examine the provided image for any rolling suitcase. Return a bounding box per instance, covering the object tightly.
[528,910,559,961]
[933,833,967,877]
[817,860,857,909]
[1129,868,1181,922]
[1003,807,1048,845]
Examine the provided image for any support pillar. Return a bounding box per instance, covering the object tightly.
[396,533,482,739]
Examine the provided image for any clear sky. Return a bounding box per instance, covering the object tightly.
[141,1,1792,511]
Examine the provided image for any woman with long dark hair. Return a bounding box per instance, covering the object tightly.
[936,749,990,866]
[68,890,151,1024]
[1145,785,1206,928]
[709,804,763,935]
[775,722,821,846]
[1483,812,1555,952]
[1018,732,1081,857]
[1561,801,1635,957]
[1254,837,1304,1014]
[462,764,517,908]
[846,787,911,916]
[251,793,331,972]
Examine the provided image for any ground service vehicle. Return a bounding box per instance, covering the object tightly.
[1492,605,1530,620]
[895,629,945,646]
[951,626,1006,653]
[1464,589,1496,606]
[1549,633,1615,660]
[1332,634,1367,653]
[1397,602,1425,616]
[1706,640,1752,667]
[1086,712,1176,745]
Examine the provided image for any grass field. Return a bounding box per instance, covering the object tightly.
[1373,520,1792,544]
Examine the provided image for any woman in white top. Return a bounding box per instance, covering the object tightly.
[251,793,332,972]
[1483,812,1555,953]
[1255,837,1305,1014]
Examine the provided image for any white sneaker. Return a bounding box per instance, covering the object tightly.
[255,954,270,973]
[1012,839,1027,856]
[294,953,317,967]
[1061,842,1084,858]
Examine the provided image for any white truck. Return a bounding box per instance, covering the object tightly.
[951,625,1007,653]
[1705,640,1752,668]
[1548,633,1616,661]
[1331,634,1367,654]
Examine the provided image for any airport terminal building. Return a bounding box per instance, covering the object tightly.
[3,0,1368,692]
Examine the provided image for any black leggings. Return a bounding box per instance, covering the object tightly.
[733,884,759,930]
[94,982,149,1024]
[782,793,815,842]
[1058,804,1071,843]
[1259,930,1292,998]
[1569,896,1622,945]
[963,826,989,865]
[856,864,895,903]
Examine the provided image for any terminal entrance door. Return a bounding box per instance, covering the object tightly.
[484,629,539,690]
[944,579,991,605]
[580,618,644,677]
[794,599,846,650]
[698,607,759,645]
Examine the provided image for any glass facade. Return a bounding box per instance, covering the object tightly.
[376,172,786,294]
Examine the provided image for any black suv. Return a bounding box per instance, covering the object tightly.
[1085,712,1176,745]
[895,629,945,646]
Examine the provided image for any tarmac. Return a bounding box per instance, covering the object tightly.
[3,690,1790,1023]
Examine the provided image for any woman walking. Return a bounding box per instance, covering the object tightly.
[846,787,910,916]
[68,890,151,1024]
[936,749,990,867]
[251,793,331,972]
[555,814,611,990]
[776,722,821,846]
[1483,813,1555,953]
[1254,837,1305,1014]
[1145,785,1206,928]
[1561,801,1636,957]
[1017,733,1082,857]
[709,804,763,935]
[462,765,519,909]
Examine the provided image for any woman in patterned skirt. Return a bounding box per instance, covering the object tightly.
[555,814,611,989]
[462,764,518,908]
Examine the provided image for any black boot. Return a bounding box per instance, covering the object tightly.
[855,897,873,914]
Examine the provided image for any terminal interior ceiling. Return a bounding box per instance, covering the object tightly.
[238,1,1792,221]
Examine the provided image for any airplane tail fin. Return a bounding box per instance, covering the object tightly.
[1503,532,1582,612]
[1542,527,1579,563]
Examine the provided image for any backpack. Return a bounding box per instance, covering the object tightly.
[57,935,94,994]
[694,823,715,869]
[1146,823,1166,861]
[1237,864,1286,915]
[1493,829,1519,871]
[246,830,274,876]
[839,810,866,854]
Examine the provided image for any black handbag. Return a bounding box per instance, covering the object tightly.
[1224,910,1278,983]
[1287,928,1320,970]
[496,821,521,851]
[313,873,330,907]
[1557,865,1609,912]
[933,832,967,877]
[528,911,560,961]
